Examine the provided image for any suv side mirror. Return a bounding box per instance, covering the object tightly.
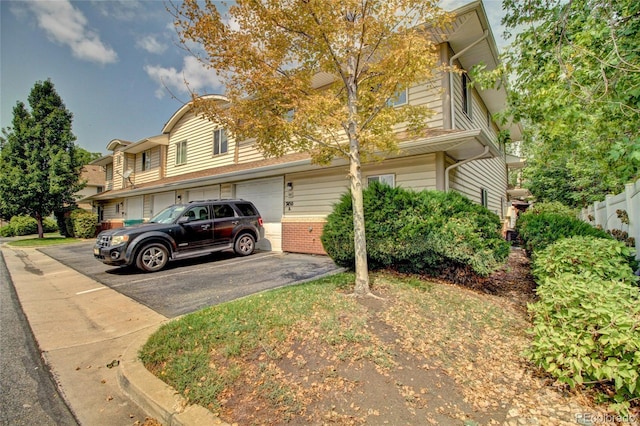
[177,216,191,224]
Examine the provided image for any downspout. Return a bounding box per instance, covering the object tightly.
[449,29,489,130]
[444,145,490,191]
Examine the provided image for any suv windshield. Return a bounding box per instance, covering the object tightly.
[149,205,187,224]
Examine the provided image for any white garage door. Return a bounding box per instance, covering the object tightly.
[152,192,176,217]
[126,196,144,221]
[187,185,220,202]
[235,177,283,251]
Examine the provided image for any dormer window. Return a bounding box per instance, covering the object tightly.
[142,150,152,171]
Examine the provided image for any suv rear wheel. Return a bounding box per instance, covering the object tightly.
[234,233,255,256]
[136,243,169,272]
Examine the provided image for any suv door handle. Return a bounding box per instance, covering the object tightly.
[201,224,211,230]
[232,221,239,225]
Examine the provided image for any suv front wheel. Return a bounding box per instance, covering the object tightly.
[234,233,255,256]
[136,243,169,272]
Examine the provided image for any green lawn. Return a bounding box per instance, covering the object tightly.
[5,233,88,247]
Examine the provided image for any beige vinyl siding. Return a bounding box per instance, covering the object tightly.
[105,163,114,191]
[236,138,268,164]
[165,111,237,178]
[102,200,123,221]
[285,154,438,217]
[221,183,234,199]
[449,156,507,217]
[452,73,500,144]
[364,154,437,191]
[142,195,152,220]
[112,151,125,189]
[406,75,444,129]
[124,153,135,175]
[133,147,162,185]
[284,168,350,216]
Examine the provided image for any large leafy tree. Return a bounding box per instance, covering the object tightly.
[0,80,84,237]
[173,0,451,296]
[497,0,640,207]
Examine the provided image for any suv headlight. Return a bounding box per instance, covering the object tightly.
[111,235,129,246]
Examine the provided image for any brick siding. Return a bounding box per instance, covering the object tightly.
[282,221,327,255]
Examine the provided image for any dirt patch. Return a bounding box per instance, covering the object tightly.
[211,248,620,425]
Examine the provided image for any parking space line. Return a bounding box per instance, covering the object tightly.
[76,287,107,295]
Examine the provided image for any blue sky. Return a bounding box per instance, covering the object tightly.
[1,0,511,156]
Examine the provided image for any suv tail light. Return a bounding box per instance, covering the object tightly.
[258,217,263,226]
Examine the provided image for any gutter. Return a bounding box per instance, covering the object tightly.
[444,145,490,191]
[449,29,489,130]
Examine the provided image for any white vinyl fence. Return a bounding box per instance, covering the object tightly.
[580,179,640,260]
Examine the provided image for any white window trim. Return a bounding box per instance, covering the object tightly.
[388,89,408,107]
[367,174,395,187]
[213,129,228,156]
[176,140,187,165]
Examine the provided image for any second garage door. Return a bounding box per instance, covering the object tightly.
[235,177,283,251]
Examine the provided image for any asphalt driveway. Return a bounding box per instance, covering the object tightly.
[39,242,342,318]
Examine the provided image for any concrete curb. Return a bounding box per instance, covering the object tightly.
[118,326,229,426]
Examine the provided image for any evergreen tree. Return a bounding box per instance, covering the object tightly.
[0,80,84,237]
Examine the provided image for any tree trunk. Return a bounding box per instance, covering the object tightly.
[35,212,44,239]
[349,149,370,296]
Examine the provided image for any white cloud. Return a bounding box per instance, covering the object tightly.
[145,56,224,99]
[27,1,117,65]
[137,35,168,55]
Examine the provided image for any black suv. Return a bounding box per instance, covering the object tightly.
[94,199,264,272]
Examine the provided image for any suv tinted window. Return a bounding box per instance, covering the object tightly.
[213,204,235,218]
[235,202,258,216]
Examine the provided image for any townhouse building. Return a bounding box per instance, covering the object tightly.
[87,1,521,255]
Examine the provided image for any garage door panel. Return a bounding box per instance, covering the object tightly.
[187,186,220,202]
[126,196,144,220]
[236,177,283,252]
[152,192,176,217]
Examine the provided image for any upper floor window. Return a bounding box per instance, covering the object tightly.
[142,149,152,171]
[387,89,407,107]
[213,129,228,156]
[176,140,187,165]
[462,74,472,118]
[367,174,395,187]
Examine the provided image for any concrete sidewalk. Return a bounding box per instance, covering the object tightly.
[1,245,226,425]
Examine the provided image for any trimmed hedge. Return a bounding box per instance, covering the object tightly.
[516,210,610,255]
[527,236,640,410]
[320,184,509,281]
[0,215,58,237]
[69,209,98,239]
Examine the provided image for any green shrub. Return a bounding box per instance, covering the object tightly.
[70,209,98,239]
[533,236,639,285]
[525,201,577,218]
[517,212,610,255]
[0,215,58,237]
[526,274,640,409]
[321,184,509,280]
[9,215,38,236]
[43,217,59,233]
[0,224,14,237]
